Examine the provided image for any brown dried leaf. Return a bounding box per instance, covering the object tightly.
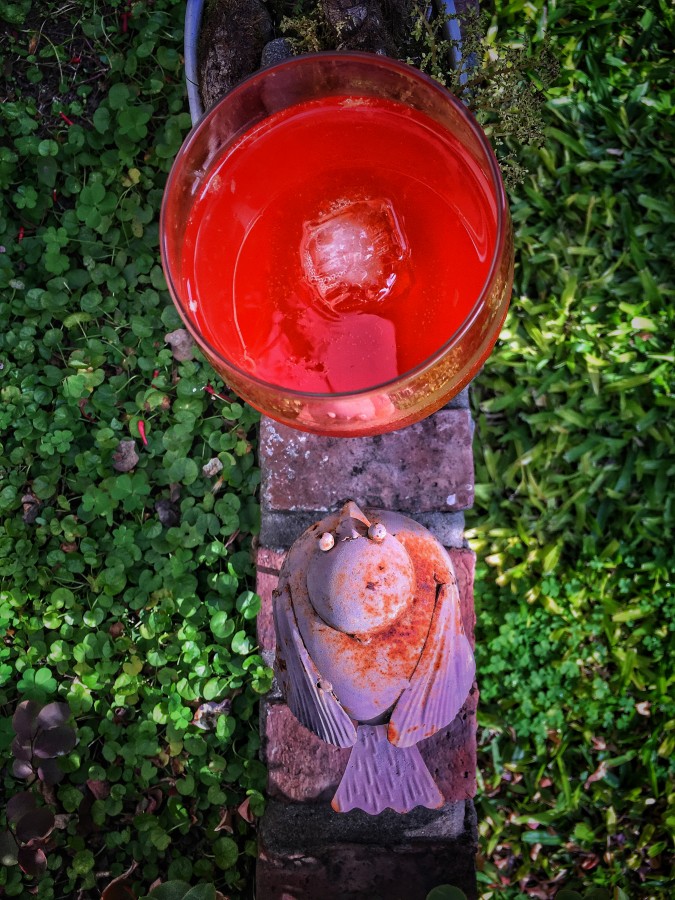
[192,698,232,731]
[237,797,255,823]
[584,760,608,789]
[87,779,110,800]
[101,860,138,900]
[214,807,234,833]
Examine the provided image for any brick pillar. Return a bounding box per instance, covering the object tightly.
[255,392,478,900]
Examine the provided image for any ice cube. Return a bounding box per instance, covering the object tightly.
[300,198,409,311]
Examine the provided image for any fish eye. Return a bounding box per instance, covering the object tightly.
[319,532,335,551]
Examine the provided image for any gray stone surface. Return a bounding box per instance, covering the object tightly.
[415,510,467,548]
[259,509,322,550]
[444,386,470,409]
[260,798,470,848]
[260,508,467,550]
[260,409,475,515]
[260,37,294,68]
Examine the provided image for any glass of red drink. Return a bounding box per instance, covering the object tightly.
[160,52,513,437]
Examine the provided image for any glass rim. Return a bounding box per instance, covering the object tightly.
[160,50,509,400]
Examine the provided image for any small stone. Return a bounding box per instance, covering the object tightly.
[202,457,224,478]
[164,328,195,361]
[155,498,180,527]
[112,440,139,473]
[261,38,294,68]
[21,492,42,525]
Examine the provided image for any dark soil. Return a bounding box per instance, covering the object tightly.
[0,1,114,137]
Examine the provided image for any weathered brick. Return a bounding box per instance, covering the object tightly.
[259,409,474,514]
[261,700,350,803]
[449,547,476,646]
[420,685,478,801]
[263,692,476,805]
[256,547,285,660]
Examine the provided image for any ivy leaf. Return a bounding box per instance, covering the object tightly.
[12,700,41,740]
[147,882,192,900]
[426,889,468,900]
[33,724,77,758]
[36,701,71,730]
[183,887,217,900]
[213,836,238,870]
[6,792,36,824]
[36,757,65,786]
[15,807,55,843]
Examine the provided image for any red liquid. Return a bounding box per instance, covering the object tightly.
[182,95,497,394]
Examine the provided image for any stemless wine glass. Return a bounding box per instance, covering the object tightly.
[160,52,513,437]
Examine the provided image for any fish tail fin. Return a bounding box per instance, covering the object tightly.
[332,724,443,815]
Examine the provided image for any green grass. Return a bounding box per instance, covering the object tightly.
[0,0,672,898]
[471,1,674,896]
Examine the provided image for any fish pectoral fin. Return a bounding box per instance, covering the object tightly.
[274,582,357,749]
[388,580,475,748]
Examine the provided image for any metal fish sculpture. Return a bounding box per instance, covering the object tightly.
[273,501,475,815]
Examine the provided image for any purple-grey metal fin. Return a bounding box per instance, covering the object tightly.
[332,724,444,814]
[274,583,357,749]
[388,580,475,748]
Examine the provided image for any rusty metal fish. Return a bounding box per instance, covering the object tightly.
[273,500,475,815]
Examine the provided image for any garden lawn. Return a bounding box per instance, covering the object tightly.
[471,1,673,897]
[0,0,672,899]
